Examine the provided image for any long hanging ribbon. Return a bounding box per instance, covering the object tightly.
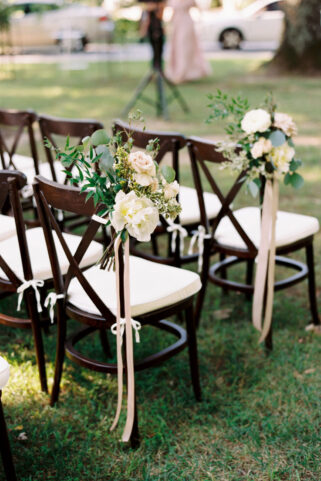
[110,235,138,442]
[252,176,279,342]
[17,279,45,313]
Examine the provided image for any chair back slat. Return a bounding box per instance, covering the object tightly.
[38,114,104,183]
[0,109,39,172]
[34,176,115,321]
[187,136,257,254]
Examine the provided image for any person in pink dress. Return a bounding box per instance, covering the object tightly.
[165,0,211,84]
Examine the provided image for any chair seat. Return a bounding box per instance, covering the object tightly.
[23,161,66,185]
[3,153,35,171]
[179,186,221,226]
[68,256,201,318]
[215,207,320,250]
[0,214,16,241]
[0,357,10,389]
[0,227,103,281]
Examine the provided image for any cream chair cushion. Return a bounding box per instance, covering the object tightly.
[68,256,201,317]
[215,207,320,250]
[0,214,16,241]
[0,227,103,281]
[0,357,10,389]
[23,161,66,185]
[179,186,221,226]
[3,153,35,171]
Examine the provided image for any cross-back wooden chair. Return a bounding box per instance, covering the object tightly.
[39,114,104,232]
[0,358,17,481]
[187,136,320,346]
[0,170,103,392]
[33,175,202,444]
[112,119,221,268]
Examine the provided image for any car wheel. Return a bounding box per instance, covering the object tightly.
[221,29,242,49]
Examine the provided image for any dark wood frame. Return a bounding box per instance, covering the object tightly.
[34,175,201,446]
[0,171,48,392]
[187,136,320,347]
[0,391,17,481]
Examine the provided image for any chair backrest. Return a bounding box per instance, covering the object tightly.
[187,136,257,256]
[112,119,186,181]
[38,114,104,183]
[0,170,34,288]
[0,109,39,172]
[33,175,115,322]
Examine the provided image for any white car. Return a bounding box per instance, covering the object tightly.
[198,0,284,49]
[7,0,114,50]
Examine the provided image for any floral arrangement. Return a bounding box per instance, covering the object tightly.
[47,113,181,264]
[207,91,303,196]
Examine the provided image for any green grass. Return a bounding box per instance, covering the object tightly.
[0,58,321,480]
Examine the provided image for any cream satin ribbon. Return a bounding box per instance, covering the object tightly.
[252,176,279,343]
[17,279,44,313]
[110,235,137,442]
[188,225,211,273]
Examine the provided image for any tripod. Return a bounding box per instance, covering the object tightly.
[122,9,189,120]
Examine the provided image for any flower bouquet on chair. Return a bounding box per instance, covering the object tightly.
[46,113,182,442]
[207,92,304,343]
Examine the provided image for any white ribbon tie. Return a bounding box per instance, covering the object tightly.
[17,279,44,313]
[167,222,188,257]
[44,292,65,324]
[188,225,211,272]
[111,318,141,344]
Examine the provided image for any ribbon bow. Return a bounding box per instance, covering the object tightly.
[188,225,211,273]
[167,222,188,257]
[111,318,141,344]
[17,279,45,313]
[44,292,65,324]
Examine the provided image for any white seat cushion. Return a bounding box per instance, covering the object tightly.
[179,186,221,226]
[215,207,320,250]
[0,356,10,389]
[0,214,16,241]
[68,256,201,317]
[3,153,35,171]
[23,161,66,185]
[0,227,103,281]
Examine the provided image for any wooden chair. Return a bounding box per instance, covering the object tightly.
[38,114,104,232]
[0,170,103,392]
[187,136,320,346]
[0,358,17,481]
[33,175,202,444]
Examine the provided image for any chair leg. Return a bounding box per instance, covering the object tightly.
[264,323,273,353]
[185,304,201,401]
[130,391,140,449]
[220,253,228,295]
[25,291,48,393]
[99,329,112,359]
[151,234,159,257]
[0,393,17,481]
[245,259,254,301]
[306,243,320,325]
[50,313,67,406]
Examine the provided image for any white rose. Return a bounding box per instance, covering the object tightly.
[267,143,295,174]
[111,190,159,242]
[128,151,156,177]
[273,113,297,137]
[250,137,273,159]
[241,109,271,134]
[163,180,179,200]
[134,173,155,187]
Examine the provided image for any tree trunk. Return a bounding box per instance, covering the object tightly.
[271,0,321,72]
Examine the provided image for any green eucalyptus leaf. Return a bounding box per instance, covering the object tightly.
[96,145,114,173]
[161,165,175,184]
[91,129,110,146]
[289,159,302,172]
[248,180,259,198]
[284,172,291,185]
[290,172,304,189]
[269,130,286,147]
[82,136,91,149]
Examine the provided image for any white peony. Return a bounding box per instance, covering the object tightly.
[241,109,271,134]
[128,151,156,177]
[163,180,180,200]
[111,190,159,242]
[250,137,273,159]
[134,173,155,187]
[267,143,295,174]
[273,112,297,137]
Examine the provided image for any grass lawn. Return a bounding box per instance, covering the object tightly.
[0,58,320,481]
